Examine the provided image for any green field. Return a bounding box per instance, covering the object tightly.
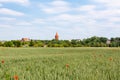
[0,47,120,80]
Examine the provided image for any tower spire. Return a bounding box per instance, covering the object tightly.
[55,32,59,40]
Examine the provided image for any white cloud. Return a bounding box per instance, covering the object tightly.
[0,0,30,6]
[15,22,32,26]
[50,0,69,7]
[0,8,24,16]
[39,0,71,14]
[47,14,95,25]
[55,14,84,23]
[108,17,120,22]
[93,0,120,9]
[76,5,96,11]
[87,0,120,26]
[0,17,16,21]
[87,9,120,19]
[32,19,45,24]
[0,24,11,28]
[42,7,70,14]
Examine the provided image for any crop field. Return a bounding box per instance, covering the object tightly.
[0,47,120,80]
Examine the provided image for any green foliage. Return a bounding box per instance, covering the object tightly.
[0,41,3,46]
[12,40,22,47]
[0,36,120,47]
[29,40,35,47]
[110,37,120,47]
[3,41,14,47]
[82,36,108,47]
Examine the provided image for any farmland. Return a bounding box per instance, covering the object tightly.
[0,47,120,80]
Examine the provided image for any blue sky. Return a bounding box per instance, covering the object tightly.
[0,0,120,40]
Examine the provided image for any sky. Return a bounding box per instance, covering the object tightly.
[0,0,120,40]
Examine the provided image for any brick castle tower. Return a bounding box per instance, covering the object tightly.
[55,32,59,40]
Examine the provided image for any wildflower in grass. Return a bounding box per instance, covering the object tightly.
[66,64,69,68]
[109,57,113,61]
[13,75,18,80]
[1,60,4,64]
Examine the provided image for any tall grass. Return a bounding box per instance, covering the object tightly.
[0,47,120,80]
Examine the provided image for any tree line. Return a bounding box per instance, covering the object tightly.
[0,36,120,47]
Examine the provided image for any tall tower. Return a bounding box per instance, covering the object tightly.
[55,32,59,40]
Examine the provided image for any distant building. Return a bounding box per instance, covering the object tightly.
[55,32,59,40]
[21,38,30,42]
[106,40,111,44]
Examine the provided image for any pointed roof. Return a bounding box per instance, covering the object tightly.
[55,32,59,36]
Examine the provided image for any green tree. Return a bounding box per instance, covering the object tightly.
[12,40,22,47]
[4,41,14,47]
[0,41,3,46]
[29,40,35,47]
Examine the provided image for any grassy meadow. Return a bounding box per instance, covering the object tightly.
[0,47,120,80]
